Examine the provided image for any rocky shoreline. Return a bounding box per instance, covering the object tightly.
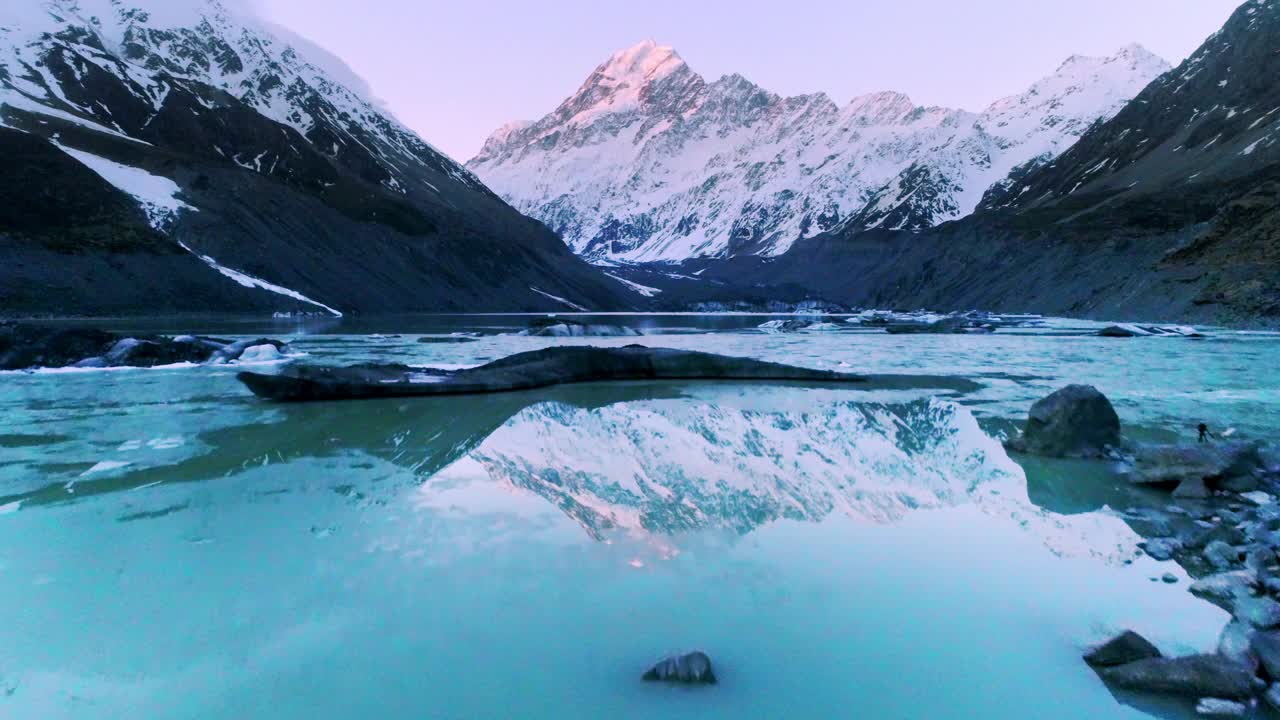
[0,322,291,370]
[1005,383,1280,715]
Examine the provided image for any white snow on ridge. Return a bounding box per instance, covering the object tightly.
[54,144,193,229]
[469,42,1170,263]
[604,273,662,297]
[529,286,589,312]
[178,242,344,317]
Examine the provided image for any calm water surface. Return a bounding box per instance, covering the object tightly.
[2,314,1278,719]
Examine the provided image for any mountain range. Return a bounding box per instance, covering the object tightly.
[0,0,1275,323]
[0,0,630,316]
[709,0,1279,323]
[468,41,1169,262]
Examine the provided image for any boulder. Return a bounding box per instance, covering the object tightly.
[103,337,214,367]
[1206,541,1243,571]
[1266,683,1280,710]
[1174,477,1213,499]
[1235,596,1280,630]
[1218,621,1260,672]
[1191,570,1259,611]
[1097,654,1261,699]
[1099,325,1146,338]
[642,651,717,685]
[1006,385,1122,458]
[1130,442,1264,486]
[1084,631,1162,667]
[212,338,290,363]
[1251,631,1280,680]
[1141,538,1183,561]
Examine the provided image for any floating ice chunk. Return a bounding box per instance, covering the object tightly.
[236,344,283,363]
[80,460,131,476]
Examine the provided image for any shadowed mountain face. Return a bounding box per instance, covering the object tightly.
[716,0,1278,325]
[0,0,633,316]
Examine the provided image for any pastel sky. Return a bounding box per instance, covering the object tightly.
[252,0,1243,161]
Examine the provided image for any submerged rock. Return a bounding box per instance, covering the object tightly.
[1097,654,1261,699]
[642,651,717,685]
[1006,385,1121,458]
[1084,631,1162,667]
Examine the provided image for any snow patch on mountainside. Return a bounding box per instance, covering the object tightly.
[469,41,1169,263]
[0,0,480,190]
[178,242,344,317]
[54,143,193,229]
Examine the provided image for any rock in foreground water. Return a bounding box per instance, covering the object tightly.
[1097,654,1261,699]
[642,651,717,685]
[237,345,884,402]
[1006,384,1121,458]
[1084,631,1162,667]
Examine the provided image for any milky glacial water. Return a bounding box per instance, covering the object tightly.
[2,314,1278,719]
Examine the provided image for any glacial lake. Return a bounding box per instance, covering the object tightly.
[2,314,1279,719]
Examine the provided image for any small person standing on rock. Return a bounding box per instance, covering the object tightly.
[1198,423,1210,443]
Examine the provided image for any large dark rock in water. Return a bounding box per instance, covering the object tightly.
[1129,441,1264,486]
[1007,384,1121,458]
[1084,631,1162,667]
[642,651,717,685]
[1096,654,1262,699]
[238,345,873,402]
[0,323,287,370]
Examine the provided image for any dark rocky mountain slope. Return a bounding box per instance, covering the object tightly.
[723,0,1280,324]
[0,0,631,316]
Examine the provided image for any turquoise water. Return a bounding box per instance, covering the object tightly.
[1,315,1277,719]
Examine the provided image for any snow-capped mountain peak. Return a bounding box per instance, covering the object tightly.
[468,42,1169,263]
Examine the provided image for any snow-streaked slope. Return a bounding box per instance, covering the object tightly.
[0,0,633,315]
[469,41,1169,263]
[0,0,478,192]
